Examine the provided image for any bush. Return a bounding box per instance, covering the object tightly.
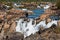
[56,0,60,9]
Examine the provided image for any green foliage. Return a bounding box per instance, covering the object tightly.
[56,0,60,9]
[42,0,56,2]
[0,0,56,2]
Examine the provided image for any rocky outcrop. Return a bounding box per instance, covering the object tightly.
[3,27,60,40]
[0,3,60,40]
[0,9,26,40]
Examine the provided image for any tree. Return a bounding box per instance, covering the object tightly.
[56,0,60,9]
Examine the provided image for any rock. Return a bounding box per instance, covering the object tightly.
[4,22,10,29]
[58,20,60,27]
[0,15,4,20]
[24,33,40,40]
[0,25,2,30]
[6,15,12,20]
[9,21,16,33]
[4,22,10,33]
[46,18,51,23]
[6,32,23,40]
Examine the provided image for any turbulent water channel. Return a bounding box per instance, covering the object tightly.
[16,8,58,38]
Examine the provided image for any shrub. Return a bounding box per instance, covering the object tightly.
[56,0,60,9]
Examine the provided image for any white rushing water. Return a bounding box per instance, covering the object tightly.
[44,5,50,10]
[16,18,58,38]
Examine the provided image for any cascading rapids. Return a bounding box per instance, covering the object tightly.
[16,18,57,38]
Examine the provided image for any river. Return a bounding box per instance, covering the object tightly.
[28,8,44,19]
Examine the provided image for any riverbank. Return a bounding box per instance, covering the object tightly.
[0,2,60,40]
[0,9,59,40]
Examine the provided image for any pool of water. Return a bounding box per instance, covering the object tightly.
[28,8,44,19]
[50,16,60,20]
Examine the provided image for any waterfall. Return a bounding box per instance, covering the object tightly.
[16,18,58,38]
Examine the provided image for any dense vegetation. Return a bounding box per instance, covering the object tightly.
[56,0,60,9]
[0,0,56,2]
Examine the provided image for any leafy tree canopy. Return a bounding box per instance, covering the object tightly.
[0,0,56,2]
[56,0,60,9]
